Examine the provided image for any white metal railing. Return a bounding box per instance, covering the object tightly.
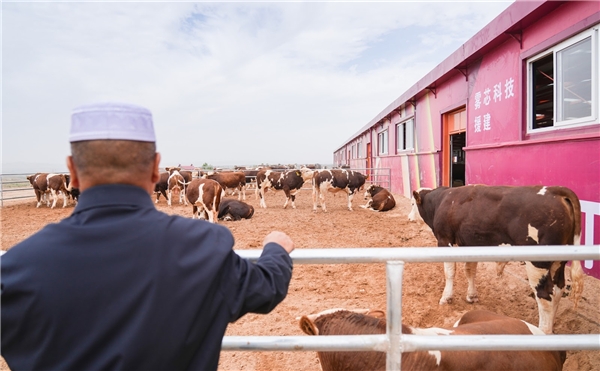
[224,246,600,370]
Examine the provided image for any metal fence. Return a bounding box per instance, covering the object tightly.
[0,173,37,207]
[224,246,600,370]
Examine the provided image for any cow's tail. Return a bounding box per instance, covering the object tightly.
[560,188,583,310]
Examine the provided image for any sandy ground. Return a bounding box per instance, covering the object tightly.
[1,187,599,371]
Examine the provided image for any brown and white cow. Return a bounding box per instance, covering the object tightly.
[185,178,224,223]
[256,168,314,209]
[26,173,70,209]
[312,169,366,212]
[217,199,254,221]
[299,308,566,371]
[165,167,188,206]
[203,171,246,200]
[361,184,396,212]
[411,185,584,334]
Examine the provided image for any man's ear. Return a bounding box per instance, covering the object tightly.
[66,156,80,188]
[151,153,161,183]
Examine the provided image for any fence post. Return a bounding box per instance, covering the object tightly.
[386,261,404,371]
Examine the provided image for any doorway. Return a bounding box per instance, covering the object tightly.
[442,108,466,187]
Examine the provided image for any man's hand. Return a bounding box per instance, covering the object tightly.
[263,231,294,254]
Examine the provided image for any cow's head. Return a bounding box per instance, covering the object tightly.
[299,167,314,182]
[408,188,432,221]
[298,308,381,336]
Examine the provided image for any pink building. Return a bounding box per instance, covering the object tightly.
[334,1,600,278]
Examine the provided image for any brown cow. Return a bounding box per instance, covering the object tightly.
[312,169,366,212]
[361,184,396,212]
[256,168,313,209]
[165,167,188,206]
[26,173,70,209]
[299,308,566,371]
[217,199,254,221]
[411,185,584,334]
[185,178,224,223]
[203,171,246,200]
[154,172,169,203]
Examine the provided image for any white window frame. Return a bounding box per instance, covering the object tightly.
[378,130,388,155]
[527,26,599,133]
[396,118,415,152]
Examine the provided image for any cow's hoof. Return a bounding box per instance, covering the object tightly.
[439,297,453,305]
[466,294,479,303]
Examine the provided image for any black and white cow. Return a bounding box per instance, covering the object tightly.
[312,169,366,212]
[256,168,314,209]
[411,184,584,334]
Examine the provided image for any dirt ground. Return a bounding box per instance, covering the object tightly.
[1,187,599,371]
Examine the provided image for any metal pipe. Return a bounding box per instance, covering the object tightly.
[386,261,403,371]
[235,246,600,264]
[222,334,600,352]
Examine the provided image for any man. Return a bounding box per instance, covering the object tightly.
[1,102,294,370]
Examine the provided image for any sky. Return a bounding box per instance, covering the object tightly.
[1,1,513,173]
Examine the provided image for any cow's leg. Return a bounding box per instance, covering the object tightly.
[35,190,42,208]
[192,205,198,219]
[61,191,68,208]
[346,191,354,211]
[464,262,479,303]
[168,190,173,206]
[242,185,246,201]
[259,188,267,208]
[440,261,456,305]
[312,187,319,212]
[525,261,565,334]
[50,189,58,209]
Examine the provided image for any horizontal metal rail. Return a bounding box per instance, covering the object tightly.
[234,245,600,263]
[222,334,600,352]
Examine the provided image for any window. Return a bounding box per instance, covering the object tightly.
[528,27,598,131]
[357,139,363,158]
[378,130,388,155]
[396,118,414,152]
[351,144,356,159]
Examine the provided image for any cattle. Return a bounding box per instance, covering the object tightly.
[154,172,169,203]
[217,199,254,221]
[411,184,584,334]
[203,171,246,200]
[185,178,224,223]
[256,168,314,209]
[299,308,566,371]
[165,167,188,206]
[361,184,396,212]
[312,169,366,212]
[242,169,260,198]
[63,174,79,205]
[26,173,70,209]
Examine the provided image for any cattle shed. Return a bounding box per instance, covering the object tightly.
[334,1,600,279]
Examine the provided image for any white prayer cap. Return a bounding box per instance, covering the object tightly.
[69,102,156,143]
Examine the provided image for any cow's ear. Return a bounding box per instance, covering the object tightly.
[412,190,422,205]
[299,316,319,336]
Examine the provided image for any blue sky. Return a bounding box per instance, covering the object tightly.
[1,1,513,172]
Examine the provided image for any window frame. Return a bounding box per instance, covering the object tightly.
[396,118,415,153]
[378,130,388,155]
[526,26,599,133]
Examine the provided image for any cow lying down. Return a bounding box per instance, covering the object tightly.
[361,184,396,211]
[299,308,566,371]
[218,199,254,221]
